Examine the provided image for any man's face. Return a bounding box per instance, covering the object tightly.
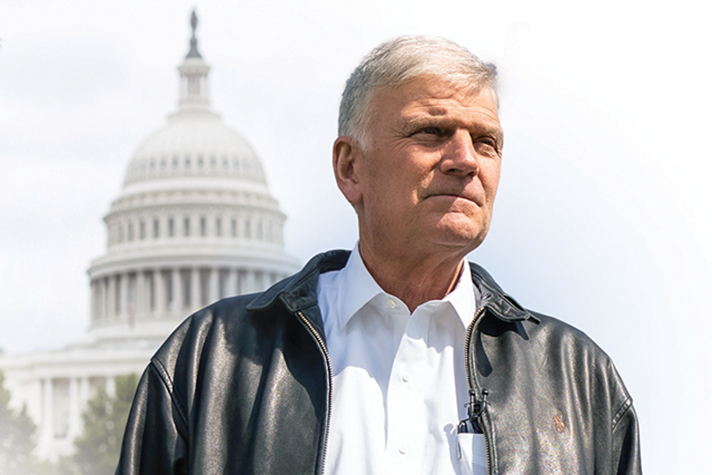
[335,76,503,261]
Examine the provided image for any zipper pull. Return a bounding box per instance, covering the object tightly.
[459,388,489,434]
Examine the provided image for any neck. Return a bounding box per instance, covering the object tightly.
[358,241,466,312]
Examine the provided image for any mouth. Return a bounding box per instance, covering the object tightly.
[425,192,480,205]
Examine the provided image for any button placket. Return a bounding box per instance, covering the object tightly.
[386,308,421,469]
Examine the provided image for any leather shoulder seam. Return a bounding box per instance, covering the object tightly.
[149,357,190,429]
[611,397,633,430]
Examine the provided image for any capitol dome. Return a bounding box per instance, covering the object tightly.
[86,13,300,345]
[0,12,302,461]
[124,113,267,187]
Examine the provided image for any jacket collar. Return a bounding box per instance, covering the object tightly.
[246,250,349,313]
[469,262,539,323]
[247,249,537,324]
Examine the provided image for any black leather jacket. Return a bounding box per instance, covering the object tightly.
[116,250,641,474]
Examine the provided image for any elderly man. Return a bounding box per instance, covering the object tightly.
[117,36,641,475]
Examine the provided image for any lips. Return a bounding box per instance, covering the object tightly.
[424,190,482,206]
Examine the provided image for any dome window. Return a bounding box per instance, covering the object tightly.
[198,156,204,168]
[210,156,217,168]
[140,220,146,240]
[115,275,122,315]
[181,270,191,308]
[127,273,136,311]
[199,269,210,306]
[168,218,175,237]
[128,223,135,241]
[150,160,156,171]
[164,271,174,308]
[216,218,222,237]
[146,271,155,311]
[223,157,229,169]
[244,219,251,239]
[188,76,200,95]
[173,157,179,169]
[185,156,191,169]
[153,219,160,238]
[254,271,264,290]
[231,218,237,237]
[218,270,228,299]
[184,217,191,237]
[200,217,207,236]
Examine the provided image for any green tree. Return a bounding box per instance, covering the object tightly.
[62,374,138,475]
[0,369,40,475]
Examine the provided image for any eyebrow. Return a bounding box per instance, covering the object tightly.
[401,115,503,138]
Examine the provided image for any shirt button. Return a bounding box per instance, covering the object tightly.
[387,299,397,309]
[401,373,410,382]
[398,446,407,455]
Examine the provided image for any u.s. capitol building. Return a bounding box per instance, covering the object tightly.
[0,13,299,460]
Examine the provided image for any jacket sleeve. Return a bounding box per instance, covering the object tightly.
[611,399,642,475]
[605,354,642,475]
[115,360,189,475]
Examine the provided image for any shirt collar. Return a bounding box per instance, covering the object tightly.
[334,245,383,331]
[440,258,478,329]
[334,244,478,330]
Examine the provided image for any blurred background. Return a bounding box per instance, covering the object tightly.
[1,0,710,473]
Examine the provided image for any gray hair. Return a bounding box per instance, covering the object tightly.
[338,35,498,146]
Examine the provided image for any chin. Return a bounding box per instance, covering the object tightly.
[434,227,488,255]
[439,212,488,237]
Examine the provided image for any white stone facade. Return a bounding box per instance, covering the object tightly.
[0,16,299,461]
[0,345,156,459]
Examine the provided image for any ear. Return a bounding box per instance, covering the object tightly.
[333,136,364,206]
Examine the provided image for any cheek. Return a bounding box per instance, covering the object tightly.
[372,162,420,198]
[482,162,502,199]
[361,168,403,214]
[361,148,434,211]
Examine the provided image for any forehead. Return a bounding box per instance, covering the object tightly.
[368,77,501,130]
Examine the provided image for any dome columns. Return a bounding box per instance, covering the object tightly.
[104,203,286,251]
[89,265,289,331]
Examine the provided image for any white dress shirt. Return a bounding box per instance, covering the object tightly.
[317,246,487,474]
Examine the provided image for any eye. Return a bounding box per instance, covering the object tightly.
[474,136,501,156]
[414,127,443,136]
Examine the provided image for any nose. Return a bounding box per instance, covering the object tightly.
[439,129,478,177]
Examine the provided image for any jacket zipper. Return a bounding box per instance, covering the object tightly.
[296,310,333,475]
[464,305,494,475]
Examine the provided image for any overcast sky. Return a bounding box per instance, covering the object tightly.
[1,0,711,472]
